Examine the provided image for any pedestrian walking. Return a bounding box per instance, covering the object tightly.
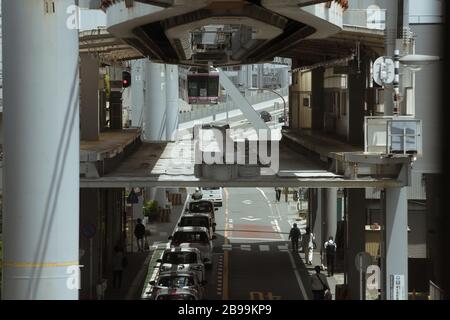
[310,266,331,300]
[324,236,337,276]
[301,227,315,265]
[112,245,125,289]
[134,218,146,252]
[288,223,301,252]
[275,187,281,202]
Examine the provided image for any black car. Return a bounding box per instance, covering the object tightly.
[259,111,272,122]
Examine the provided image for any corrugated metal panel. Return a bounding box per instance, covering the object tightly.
[365,171,426,200]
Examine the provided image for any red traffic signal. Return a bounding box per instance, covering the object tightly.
[122,71,131,88]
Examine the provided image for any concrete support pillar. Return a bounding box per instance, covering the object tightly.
[348,61,367,147]
[312,189,322,258]
[383,187,408,300]
[257,64,264,89]
[279,67,289,88]
[311,67,324,131]
[238,66,246,88]
[325,188,338,240]
[143,62,166,141]
[346,189,366,300]
[383,0,399,116]
[130,59,146,128]
[165,64,179,141]
[80,53,100,140]
[2,0,79,299]
[247,65,253,89]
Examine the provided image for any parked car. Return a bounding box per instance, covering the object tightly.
[156,247,206,282]
[186,200,217,228]
[153,288,200,300]
[149,270,206,299]
[169,226,214,268]
[200,187,223,207]
[259,110,272,122]
[178,213,216,238]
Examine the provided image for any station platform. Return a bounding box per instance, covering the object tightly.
[282,129,362,163]
[80,128,142,162]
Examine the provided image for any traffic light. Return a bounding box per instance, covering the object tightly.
[122,71,131,88]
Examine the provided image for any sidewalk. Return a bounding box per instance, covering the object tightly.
[104,189,188,300]
[300,250,344,300]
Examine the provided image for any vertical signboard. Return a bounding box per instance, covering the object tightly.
[390,274,405,300]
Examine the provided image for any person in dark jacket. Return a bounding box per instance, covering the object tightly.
[134,218,146,252]
[289,223,301,252]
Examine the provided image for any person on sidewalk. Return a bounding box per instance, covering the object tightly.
[310,266,331,300]
[301,227,315,265]
[134,218,146,252]
[112,245,125,289]
[324,236,337,276]
[192,188,203,200]
[288,223,301,252]
[274,187,282,202]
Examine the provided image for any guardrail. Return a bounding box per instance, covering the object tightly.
[364,116,422,155]
[343,9,386,30]
[179,87,288,123]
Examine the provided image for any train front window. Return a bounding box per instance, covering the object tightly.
[207,77,219,97]
[188,78,199,97]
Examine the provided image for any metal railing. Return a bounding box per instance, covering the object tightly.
[179,87,288,123]
[364,116,422,155]
[343,9,386,30]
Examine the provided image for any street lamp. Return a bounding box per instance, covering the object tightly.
[373,52,440,115]
[248,87,287,126]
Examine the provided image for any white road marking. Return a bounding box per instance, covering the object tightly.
[240,217,261,221]
[259,245,270,251]
[240,245,251,251]
[278,245,289,251]
[228,236,281,241]
[257,187,282,221]
[287,251,309,300]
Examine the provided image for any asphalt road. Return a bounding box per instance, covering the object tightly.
[204,187,312,300]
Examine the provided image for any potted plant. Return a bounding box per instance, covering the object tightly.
[143,200,158,223]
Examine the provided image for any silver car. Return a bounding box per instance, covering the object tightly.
[153,288,200,300]
[178,213,216,238]
[149,270,206,300]
[169,226,214,268]
[156,247,206,282]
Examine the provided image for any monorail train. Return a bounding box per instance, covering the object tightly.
[182,66,220,104]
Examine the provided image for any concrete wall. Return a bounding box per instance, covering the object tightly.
[290,71,312,130]
[80,53,100,141]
